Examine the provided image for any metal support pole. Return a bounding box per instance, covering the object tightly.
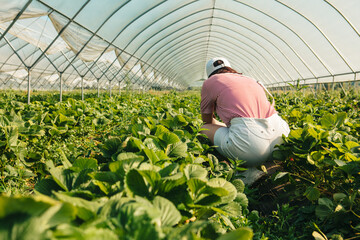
[340,82,346,96]
[81,76,84,100]
[119,81,121,95]
[59,72,63,102]
[27,68,31,104]
[97,80,100,98]
[109,80,112,97]
[302,80,306,95]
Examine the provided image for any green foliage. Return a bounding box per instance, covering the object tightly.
[0,91,251,239]
[269,91,360,239]
[0,90,360,239]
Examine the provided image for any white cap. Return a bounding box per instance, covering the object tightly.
[206,57,231,77]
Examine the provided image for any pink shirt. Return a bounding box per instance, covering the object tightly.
[200,73,276,126]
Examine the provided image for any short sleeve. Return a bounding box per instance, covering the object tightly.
[200,80,215,114]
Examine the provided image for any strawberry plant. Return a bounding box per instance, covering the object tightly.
[1,90,360,239]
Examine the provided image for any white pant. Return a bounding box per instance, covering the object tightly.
[214,114,290,167]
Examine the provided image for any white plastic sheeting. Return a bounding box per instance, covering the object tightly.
[0,0,359,93]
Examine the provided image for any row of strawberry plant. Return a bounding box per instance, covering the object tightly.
[1,90,359,239]
[0,91,253,239]
[252,91,360,239]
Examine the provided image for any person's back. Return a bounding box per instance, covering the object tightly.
[201,73,276,126]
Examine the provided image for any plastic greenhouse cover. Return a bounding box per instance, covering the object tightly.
[0,17,68,54]
[0,0,359,91]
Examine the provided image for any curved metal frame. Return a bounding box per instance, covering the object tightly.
[116,9,316,87]
[158,32,285,83]
[0,0,358,93]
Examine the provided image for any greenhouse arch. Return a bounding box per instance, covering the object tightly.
[0,0,359,102]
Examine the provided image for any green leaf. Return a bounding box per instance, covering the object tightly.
[159,163,178,177]
[320,113,336,128]
[196,195,221,206]
[155,150,169,161]
[201,184,229,197]
[343,152,358,161]
[159,132,180,145]
[310,151,324,162]
[153,196,181,227]
[318,197,334,209]
[100,137,122,158]
[0,195,56,218]
[45,161,69,191]
[219,201,242,217]
[126,169,149,198]
[72,157,98,171]
[234,193,248,208]
[188,178,207,197]
[232,179,245,193]
[154,125,169,136]
[345,141,359,150]
[58,113,69,124]
[207,178,237,204]
[143,137,162,151]
[48,126,62,136]
[333,193,347,203]
[351,145,360,154]
[53,192,100,221]
[42,203,76,228]
[184,164,208,180]
[68,227,118,240]
[307,127,318,139]
[139,170,161,190]
[217,214,235,229]
[315,197,335,219]
[117,152,144,162]
[334,159,346,166]
[4,126,18,149]
[0,115,10,128]
[166,221,215,239]
[159,173,186,193]
[217,227,253,240]
[143,147,160,164]
[315,205,333,219]
[304,187,320,201]
[272,150,284,160]
[167,142,188,158]
[0,203,75,240]
[125,137,145,151]
[72,168,94,189]
[34,179,63,196]
[57,149,72,169]
[173,114,188,127]
[289,129,303,140]
[335,112,347,128]
[131,123,150,137]
[109,153,143,177]
[289,109,302,118]
[89,171,118,184]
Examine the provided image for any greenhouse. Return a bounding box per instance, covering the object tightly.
[0,0,359,239]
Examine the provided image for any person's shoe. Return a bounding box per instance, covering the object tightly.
[237,167,266,186]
